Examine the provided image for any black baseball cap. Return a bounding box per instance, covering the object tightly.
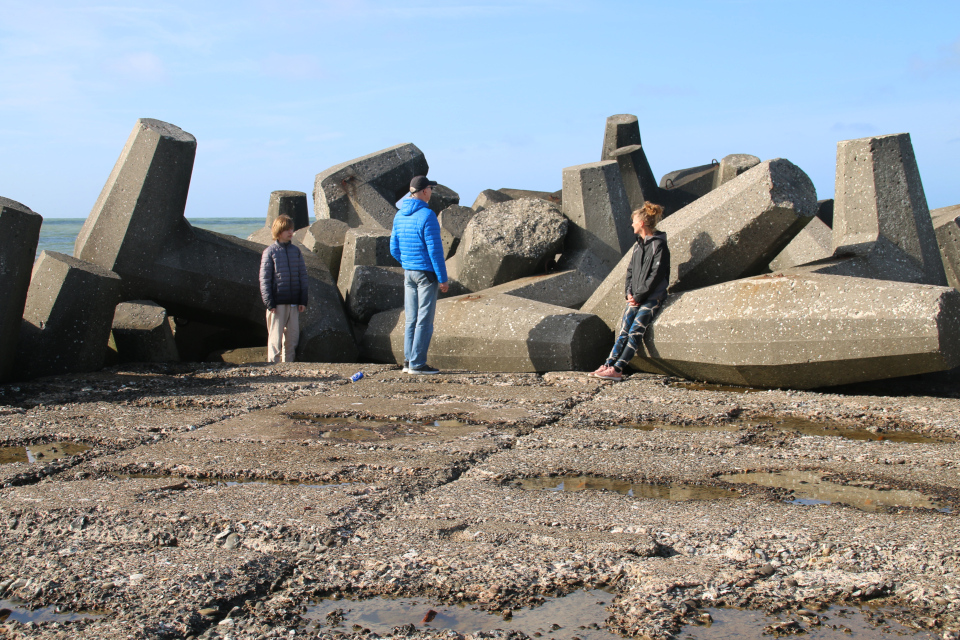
[410,175,438,193]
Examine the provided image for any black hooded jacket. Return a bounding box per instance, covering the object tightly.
[624,231,670,305]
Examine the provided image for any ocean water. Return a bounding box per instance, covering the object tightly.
[35,217,266,258]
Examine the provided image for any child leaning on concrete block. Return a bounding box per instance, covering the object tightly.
[259,214,308,363]
[591,202,670,382]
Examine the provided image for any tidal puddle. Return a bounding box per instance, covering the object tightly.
[679,605,935,639]
[744,416,951,444]
[305,589,615,640]
[287,414,465,441]
[0,599,105,624]
[109,473,353,490]
[0,442,91,465]
[718,470,952,513]
[517,476,740,501]
[612,422,740,433]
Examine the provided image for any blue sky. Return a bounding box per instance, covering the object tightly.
[1,1,958,220]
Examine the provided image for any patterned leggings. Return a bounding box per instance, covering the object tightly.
[605,298,662,371]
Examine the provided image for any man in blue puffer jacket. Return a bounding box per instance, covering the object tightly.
[390,175,449,375]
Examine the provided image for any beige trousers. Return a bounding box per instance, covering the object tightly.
[266,305,300,363]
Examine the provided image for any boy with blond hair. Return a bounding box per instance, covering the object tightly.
[259,215,307,362]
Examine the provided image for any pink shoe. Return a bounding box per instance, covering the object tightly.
[596,367,623,381]
[589,365,612,378]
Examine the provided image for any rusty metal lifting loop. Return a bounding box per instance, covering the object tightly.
[665,178,674,189]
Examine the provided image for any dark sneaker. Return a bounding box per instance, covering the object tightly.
[408,364,440,375]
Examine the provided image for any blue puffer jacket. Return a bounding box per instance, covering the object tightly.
[259,241,308,309]
[390,197,448,282]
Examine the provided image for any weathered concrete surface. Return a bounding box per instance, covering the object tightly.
[660,161,718,205]
[932,204,960,290]
[266,190,309,230]
[714,153,760,188]
[447,199,568,292]
[659,158,818,292]
[601,113,642,160]
[74,118,356,363]
[498,188,562,205]
[75,118,196,281]
[632,272,960,388]
[471,188,512,213]
[831,133,946,286]
[438,204,476,258]
[294,218,350,282]
[207,345,268,364]
[337,226,401,300]
[344,265,405,323]
[768,215,833,271]
[561,160,634,269]
[817,198,835,227]
[14,251,122,379]
[313,143,427,229]
[610,144,661,213]
[427,183,460,217]
[109,300,179,363]
[0,197,42,382]
[363,293,611,372]
[478,269,600,309]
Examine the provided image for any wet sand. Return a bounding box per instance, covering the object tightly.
[0,362,958,639]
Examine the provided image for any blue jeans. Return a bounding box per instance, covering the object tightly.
[403,270,439,368]
[605,298,662,370]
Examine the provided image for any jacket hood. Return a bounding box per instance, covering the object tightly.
[637,230,667,245]
[398,197,432,216]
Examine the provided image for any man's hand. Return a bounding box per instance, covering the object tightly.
[298,305,305,313]
[439,282,449,293]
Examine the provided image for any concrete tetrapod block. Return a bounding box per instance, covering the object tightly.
[294,219,350,282]
[498,188,563,206]
[337,226,401,299]
[438,205,476,259]
[362,293,611,372]
[266,190,309,230]
[74,118,356,363]
[601,114,642,161]
[344,265,405,324]
[478,270,600,310]
[713,154,760,189]
[660,162,719,209]
[659,158,818,293]
[427,184,460,217]
[0,197,42,382]
[313,143,428,229]
[561,160,634,270]
[471,188,513,213]
[15,251,122,379]
[610,145,661,214]
[629,273,960,389]
[832,133,946,286]
[446,199,568,293]
[768,216,833,272]
[932,204,960,291]
[75,118,196,279]
[109,300,179,363]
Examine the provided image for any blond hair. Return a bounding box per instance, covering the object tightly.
[632,202,663,230]
[271,215,294,240]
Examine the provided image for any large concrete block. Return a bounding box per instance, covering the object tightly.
[438,205,476,259]
[561,160,634,269]
[15,251,122,379]
[313,143,427,229]
[109,301,179,363]
[479,270,599,310]
[832,133,946,286]
[75,118,196,276]
[931,204,960,290]
[344,265,405,324]
[631,273,960,389]
[713,154,760,189]
[498,188,562,206]
[659,158,818,292]
[601,114,642,161]
[0,197,42,382]
[660,162,719,206]
[427,184,460,217]
[337,226,400,299]
[471,188,512,213]
[74,118,356,363]
[610,145,660,214]
[362,293,611,372]
[294,219,350,282]
[266,190,309,230]
[447,199,568,292]
[768,216,833,271]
